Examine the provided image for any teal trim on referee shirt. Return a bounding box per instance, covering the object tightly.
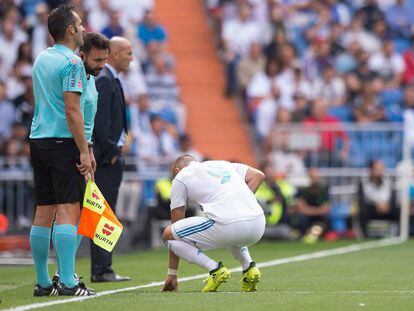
[176,219,215,238]
[83,76,98,142]
[30,44,87,139]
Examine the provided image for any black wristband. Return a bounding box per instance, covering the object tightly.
[88,142,94,149]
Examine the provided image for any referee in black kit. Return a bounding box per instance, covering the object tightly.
[90,36,133,283]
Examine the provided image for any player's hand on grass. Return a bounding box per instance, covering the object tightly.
[162,275,178,292]
[77,152,93,176]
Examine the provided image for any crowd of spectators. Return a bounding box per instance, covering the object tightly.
[204,0,414,241]
[0,0,202,232]
[207,0,414,172]
[0,0,194,171]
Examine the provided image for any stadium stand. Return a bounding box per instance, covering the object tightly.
[206,0,414,241]
[205,0,413,167]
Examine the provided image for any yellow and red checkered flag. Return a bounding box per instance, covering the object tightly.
[78,179,123,252]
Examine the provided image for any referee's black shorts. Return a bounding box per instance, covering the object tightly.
[30,138,85,206]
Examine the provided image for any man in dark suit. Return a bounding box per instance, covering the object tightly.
[90,37,133,283]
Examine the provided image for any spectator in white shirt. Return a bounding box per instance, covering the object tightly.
[31,3,50,59]
[6,63,31,100]
[313,65,346,106]
[0,81,15,147]
[255,82,281,141]
[136,114,178,172]
[277,65,313,111]
[222,2,261,96]
[342,16,381,54]
[0,11,28,77]
[368,39,405,88]
[237,41,266,93]
[145,55,180,105]
[111,0,154,27]
[120,59,148,107]
[87,0,110,32]
[247,58,280,105]
[129,95,152,167]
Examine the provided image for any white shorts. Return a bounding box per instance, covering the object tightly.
[171,215,266,250]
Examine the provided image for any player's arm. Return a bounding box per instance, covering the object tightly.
[162,181,187,292]
[64,91,91,175]
[162,206,185,292]
[65,91,88,153]
[167,206,185,269]
[83,84,98,177]
[245,167,265,193]
[232,162,265,193]
[63,58,91,175]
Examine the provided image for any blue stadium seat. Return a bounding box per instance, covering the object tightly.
[380,89,403,107]
[384,104,404,122]
[328,105,353,122]
[393,38,411,54]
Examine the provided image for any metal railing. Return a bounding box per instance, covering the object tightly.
[0,156,172,232]
[270,122,404,168]
[269,122,411,238]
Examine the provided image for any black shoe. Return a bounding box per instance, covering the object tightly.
[91,272,130,283]
[52,271,80,286]
[33,282,59,297]
[78,281,96,295]
[56,274,95,295]
[58,283,96,296]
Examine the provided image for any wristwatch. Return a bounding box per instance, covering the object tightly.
[88,142,94,149]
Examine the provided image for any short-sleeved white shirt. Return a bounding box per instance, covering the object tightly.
[368,52,405,78]
[170,161,264,224]
[221,19,261,56]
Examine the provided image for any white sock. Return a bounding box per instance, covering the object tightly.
[228,246,252,270]
[167,240,218,272]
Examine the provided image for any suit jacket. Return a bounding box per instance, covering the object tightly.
[93,66,127,165]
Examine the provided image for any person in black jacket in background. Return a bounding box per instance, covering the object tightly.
[91,36,132,283]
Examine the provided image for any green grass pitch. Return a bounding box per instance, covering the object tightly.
[1,240,414,310]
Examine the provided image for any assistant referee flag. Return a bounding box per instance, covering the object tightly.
[78,180,123,252]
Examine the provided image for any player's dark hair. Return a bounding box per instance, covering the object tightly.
[80,33,110,54]
[47,4,78,42]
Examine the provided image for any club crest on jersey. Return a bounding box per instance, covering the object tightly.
[205,165,231,184]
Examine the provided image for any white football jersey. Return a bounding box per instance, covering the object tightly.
[170,160,264,224]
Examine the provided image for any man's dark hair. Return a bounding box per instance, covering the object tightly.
[179,134,190,144]
[369,159,381,170]
[47,4,78,42]
[80,33,110,53]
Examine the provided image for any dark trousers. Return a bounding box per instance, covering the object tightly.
[292,214,331,235]
[225,55,240,96]
[359,203,399,237]
[90,159,123,275]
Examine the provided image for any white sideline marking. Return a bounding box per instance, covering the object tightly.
[217,290,414,295]
[276,290,414,294]
[5,237,404,311]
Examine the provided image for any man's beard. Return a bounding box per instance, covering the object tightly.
[85,64,101,76]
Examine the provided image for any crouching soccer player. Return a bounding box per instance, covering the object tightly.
[162,155,266,292]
